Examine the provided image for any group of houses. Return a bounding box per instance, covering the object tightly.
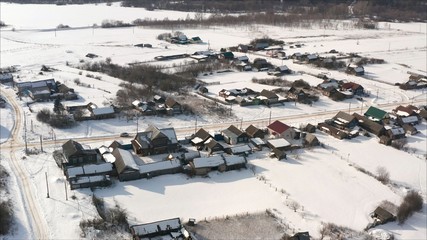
[13,78,77,102]
[217,88,284,106]
[317,105,427,145]
[165,34,202,45]
[63,102,116,121]
[132,95,183,115]
[399,72,427,90]
[55,119,321,189]
[317,78,366,101]
[130,217,190,240]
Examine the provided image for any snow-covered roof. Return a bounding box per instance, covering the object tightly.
[193,155,224,168]
[73,175,107,184]
[223,155,246,166]
[66,163,113,178]
[92,106,114,115]
[250,137,265,146]
[191,137,204,145]
[389,128,405,135]
[139,159,181,174]
[83,163,113,175]
[98,146,111,155]
[0,73,13,80]
[102,153,116,163]
[116,148,139,171]
[267,138,291,148]
[401,116,418,124]
[66,166,84,178]
[184,150,200,160]
[161,128,178,144]
[230,145,252,154]
[131,218,182,236]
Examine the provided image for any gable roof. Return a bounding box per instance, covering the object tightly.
[267,138,291,149]
[267,120,290,134]
[333,111,356,124]
[353,113,386,136]
[194,128,212,141]
[245,124,262,136]
[204,138,223,151]
[112,148,139,174]
[165,97,180,108]
[365,106,388,121]
[62,139,84,159]
[259,89,278,99]
[224,125,243,136]
[342,82,363,91]
[193,155,224,168]
[394,105,417,116]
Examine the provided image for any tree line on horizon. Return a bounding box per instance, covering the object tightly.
[3,0,426,21]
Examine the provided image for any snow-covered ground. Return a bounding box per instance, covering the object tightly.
[0,3,426,240]
[0,101,14,143]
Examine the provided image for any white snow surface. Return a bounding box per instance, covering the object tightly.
[0,3,426,240]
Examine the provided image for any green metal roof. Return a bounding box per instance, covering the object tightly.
[364,106,388,120]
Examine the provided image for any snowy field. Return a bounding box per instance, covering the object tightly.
[0,2,426,240]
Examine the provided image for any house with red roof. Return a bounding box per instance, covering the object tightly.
[267,120,296,141]
[341,82,364,96]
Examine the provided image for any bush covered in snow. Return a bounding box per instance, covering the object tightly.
[0,165,13,236]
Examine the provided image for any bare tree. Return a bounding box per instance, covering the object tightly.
[289,201,300,212]
[376,166,390,184]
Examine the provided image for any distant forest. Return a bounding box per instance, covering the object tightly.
[2,0,426,21]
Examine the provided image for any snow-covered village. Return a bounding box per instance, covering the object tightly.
[0,1,426,240]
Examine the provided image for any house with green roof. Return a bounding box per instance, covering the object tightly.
[364,106,389,123]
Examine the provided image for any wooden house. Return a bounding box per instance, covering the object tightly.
[341,82,364,96]
[258,89,279,105]
[332,111,358,129]
[132,125,179,156]
[386,127,406,140]
[249,138,266,150]
[111,148,140,181]
[165,97,182,114]
[317,122,348,140]
[91,106,115,120]
[353,113,386,137]
[302,123,316,133]
[222,125,249,145]
[245,124,266,139]
[372,207,395,224]
[267,120,296,141]
[191,128,212,146]
[402,124,418,135]
[204,138,224,154]
[346,64,364,76]
[304,133,320,147]
[62,139,99,167]
[190,155,226,175]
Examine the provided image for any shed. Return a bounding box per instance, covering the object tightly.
[223,155,246,171]
[139,159,182,179]
[191,155,226,175]
[267,138,291,151]
[372,207,395,224]
[304,133,319,147]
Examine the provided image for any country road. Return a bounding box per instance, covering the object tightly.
[0,88,49,239]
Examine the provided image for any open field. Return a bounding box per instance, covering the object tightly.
[0,2,426,240]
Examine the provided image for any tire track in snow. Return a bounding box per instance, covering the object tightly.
[0,88,50,239]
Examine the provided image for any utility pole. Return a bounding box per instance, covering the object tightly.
[194,117,197,134]
[240,118,243,130]
[40,135,43,152]
[24,112,28,154]
[31,119,33,132]
[348,102,351,114]
[64,180,68,201]
[136,115,139,134]
[45,172,50,198]
[269,110,272,125]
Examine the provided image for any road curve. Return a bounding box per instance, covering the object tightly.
[1,88,49,239]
